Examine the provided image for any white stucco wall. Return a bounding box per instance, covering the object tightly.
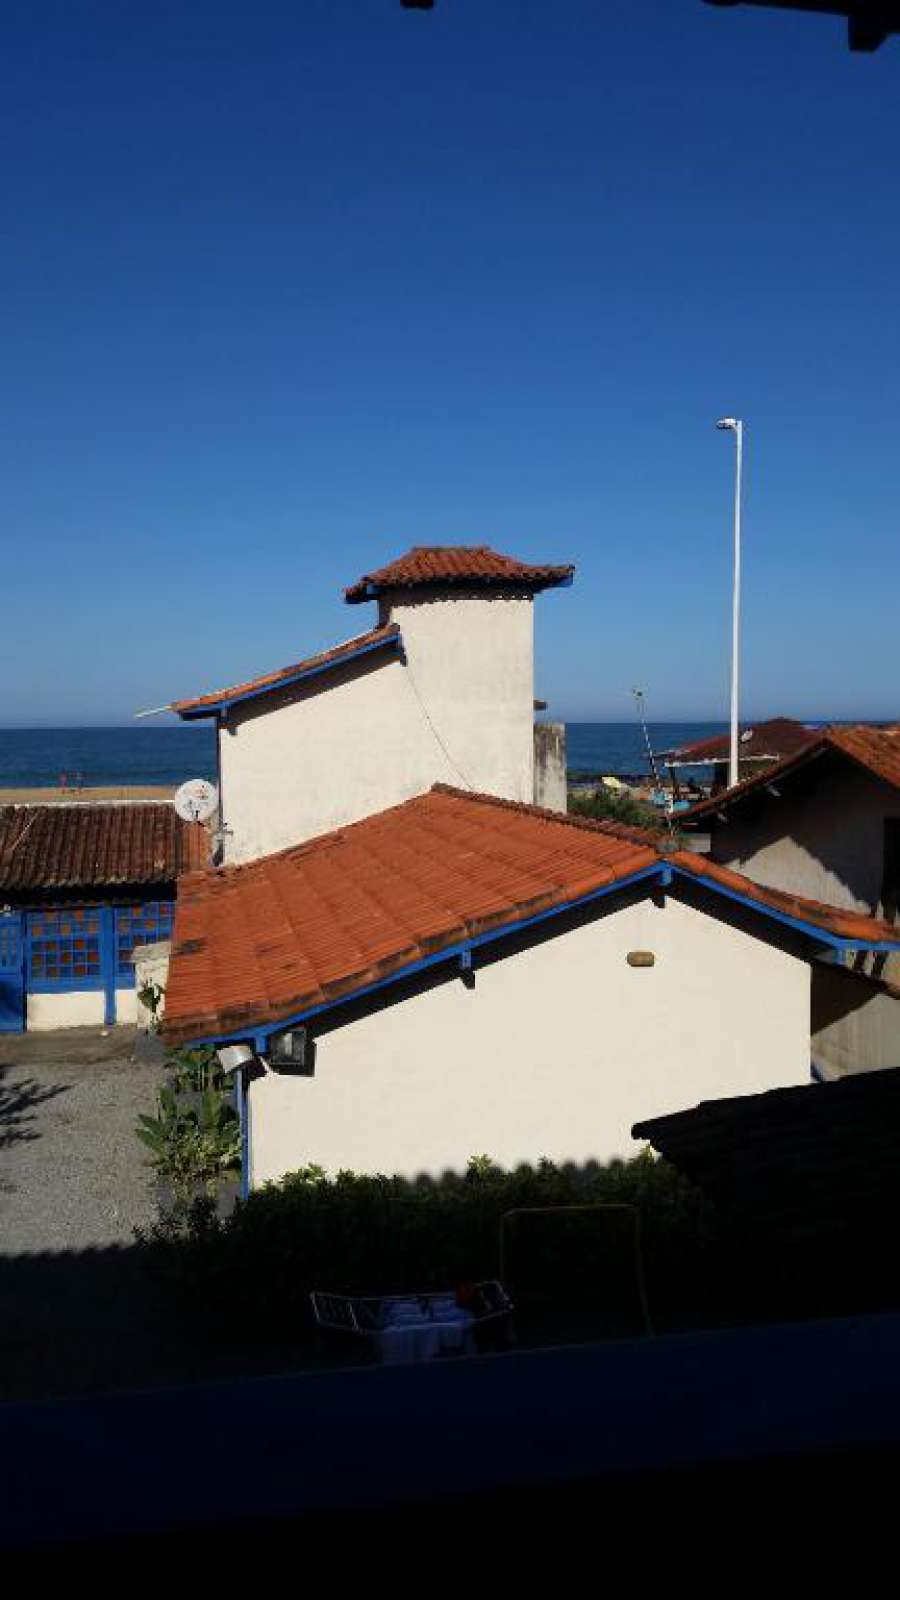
[385,590,534,803]
[26,988,137,1030]
[248,894,810,1186]
[116,988,138,1025]
[811,963,900,1079]
[219,591,536,863]
[533,721,567,812]
[27,991,106,1030]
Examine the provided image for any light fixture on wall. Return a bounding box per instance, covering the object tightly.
[217,1043,256,1073]
[268,1027,314,1074]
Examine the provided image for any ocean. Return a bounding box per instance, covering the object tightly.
[0,722,731,790]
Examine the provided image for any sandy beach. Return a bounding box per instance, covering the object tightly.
[0,786,177,805]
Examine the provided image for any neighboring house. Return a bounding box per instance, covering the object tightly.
[160,786,900,1190]
[679,723,900,1075]
[661,717,818,797]
[168,545,573,864]
[0,803,206,1033]
[679,724,900,918]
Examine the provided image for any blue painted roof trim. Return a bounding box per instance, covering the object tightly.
[666,863,900,955]
[177,857,900,1049]
[182,862,663,1048]
[352,572,574,602]
[175,632,404,720]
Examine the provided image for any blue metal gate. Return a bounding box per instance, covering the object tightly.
[0,912,25,1033]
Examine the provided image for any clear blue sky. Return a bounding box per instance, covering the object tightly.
[2,0,898,726]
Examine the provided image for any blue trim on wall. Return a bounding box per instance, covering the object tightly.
[176,633,404,720]
[100,908,116,1026]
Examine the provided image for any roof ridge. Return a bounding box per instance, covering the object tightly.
[429,783,663,849]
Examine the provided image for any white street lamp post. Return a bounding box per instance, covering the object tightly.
[716,417,744,789]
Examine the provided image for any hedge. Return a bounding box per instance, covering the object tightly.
[144,1153,719,1341]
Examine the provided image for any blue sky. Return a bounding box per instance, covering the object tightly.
[2,0,898,726]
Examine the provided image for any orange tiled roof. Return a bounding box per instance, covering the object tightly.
[162,787,900,1045]
[681,723,900,823]
[344,546,574,603]
[0,803,207,892]
[171,625,402,717]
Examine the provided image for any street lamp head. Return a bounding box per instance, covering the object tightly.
[716,417,739,431]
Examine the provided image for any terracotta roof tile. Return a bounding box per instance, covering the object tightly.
[344,546,574,603]
[0,803,207,893]
[163,786,900,1046]
[680,723,900,823]
[171,625,402,717]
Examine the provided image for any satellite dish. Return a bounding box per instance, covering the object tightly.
[740,728,754,744]
[174,778,218,824]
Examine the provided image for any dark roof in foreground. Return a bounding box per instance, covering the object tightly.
[634,1067,900,1239]
[344,545,574,603]
[0,803,207,892]
[661,717,817,766]
[163,786,900,1046]
[171,624,403,718]
[680,722,900,823]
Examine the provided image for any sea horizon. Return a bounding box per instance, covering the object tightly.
[0,716,883,790]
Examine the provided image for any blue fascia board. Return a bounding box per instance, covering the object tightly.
[175,633,404,720]
[667,864,900,955]
[177,857,900,1050]
[181,862,664,1048]
[350,573,574,604]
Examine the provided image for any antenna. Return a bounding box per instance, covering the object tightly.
[173,778,218,824]
[631,689,663,790]
[632,689,676,839]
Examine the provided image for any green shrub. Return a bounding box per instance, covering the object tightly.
[144,1152,717,1341]
[568,787,668,833]
[136,1084,240,1195]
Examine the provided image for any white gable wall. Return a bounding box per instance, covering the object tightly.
[248,893,810,1185]
[219,589,535,863]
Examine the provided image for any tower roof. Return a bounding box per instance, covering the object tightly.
[344,545,574,603]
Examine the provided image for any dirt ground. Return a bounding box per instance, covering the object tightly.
[0,1026,319,1401]
[0,1027,163,1253]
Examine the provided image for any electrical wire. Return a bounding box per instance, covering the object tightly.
[402,658,475,791]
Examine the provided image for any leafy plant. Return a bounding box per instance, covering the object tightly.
[137,979,165,1034]
[569,786,668,833]
[166,1045,224,1095]
[136,1085,240,1196]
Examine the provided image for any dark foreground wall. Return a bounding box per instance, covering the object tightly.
[4,1311,900,1568]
